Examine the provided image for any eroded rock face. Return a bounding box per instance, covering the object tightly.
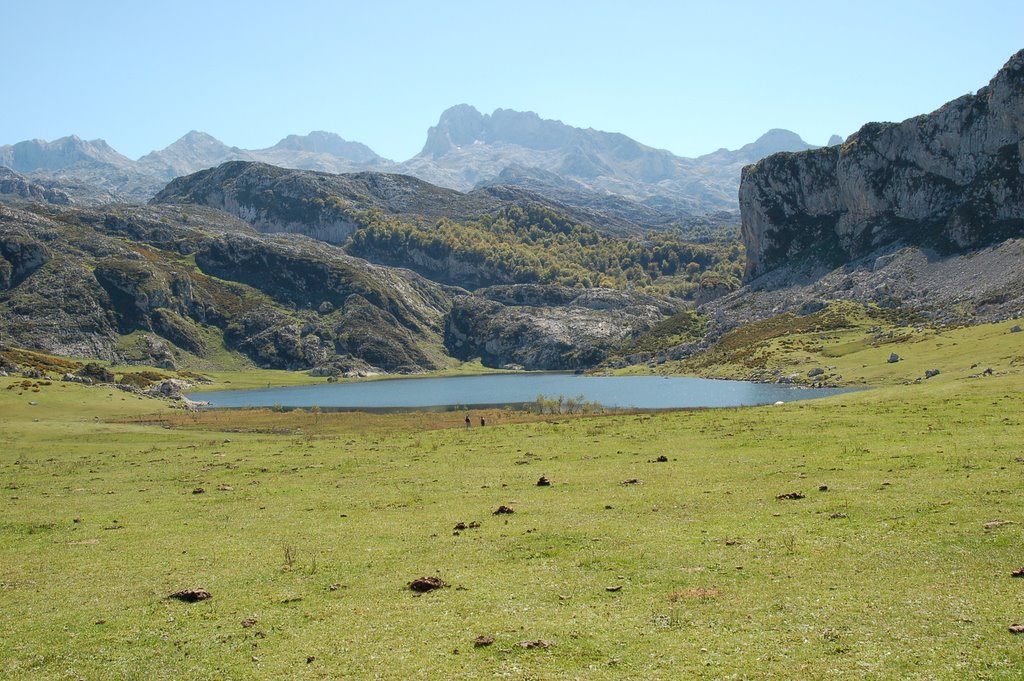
[0,203,456,371]
[740,49,1024,280]
[445,285,684,370]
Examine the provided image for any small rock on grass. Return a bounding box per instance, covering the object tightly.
[493,505,515,515]
[536,476,551,486]
[606,585,623,592]
[408,576,446,592]
[518,639,553,649]
[473,635,494,647]
[776,492,805,500]
[169,588,212,602]
[1010,624,1024,634]
[241,618,257,628]
[1011,568,1024,578]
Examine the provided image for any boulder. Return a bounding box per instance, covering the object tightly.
[887,353,900,363]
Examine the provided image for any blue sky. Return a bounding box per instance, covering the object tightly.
[2,1,1021,161]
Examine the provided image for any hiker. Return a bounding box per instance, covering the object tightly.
[480,416,486,427]
[465,414,471,429]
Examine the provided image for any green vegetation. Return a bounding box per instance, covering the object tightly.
[347,204,744,297]
[619,309,707,356]
[2,320,1024,678]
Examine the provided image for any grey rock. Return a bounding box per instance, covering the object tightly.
[1011,324,1022,332]
[925,368,941,378]
[444,285,683,370]
[888,353,901,363]
[807,367,825,377]
[740,49,1024,280]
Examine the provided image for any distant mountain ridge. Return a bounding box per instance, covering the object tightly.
[1,113,834,216]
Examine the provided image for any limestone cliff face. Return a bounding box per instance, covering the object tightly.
[740,49,1024,279]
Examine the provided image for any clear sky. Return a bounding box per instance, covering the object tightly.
[2,1,1021,161]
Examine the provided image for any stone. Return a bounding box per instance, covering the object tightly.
[888,353,900,363]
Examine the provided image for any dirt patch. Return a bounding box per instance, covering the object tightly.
[408,576,446,592]
[670,588,721,600]
[518,639,553,649]
[984,519,1015,529]
[169,588,212,602]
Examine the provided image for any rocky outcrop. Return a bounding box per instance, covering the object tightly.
[740,49,1024,279]
[0,167,71,205]
[152,162,508,243]
[445,285,684,370]
[0,203,457,372]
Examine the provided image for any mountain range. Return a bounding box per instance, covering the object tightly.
[0,108,834,221]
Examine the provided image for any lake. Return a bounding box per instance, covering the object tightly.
[189,373,850,411]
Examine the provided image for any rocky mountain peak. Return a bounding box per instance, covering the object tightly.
[744,129,816,158]
[268,131,382,163]
[136,131,250,179]
[0,135,134,172]
[419,104,488,158]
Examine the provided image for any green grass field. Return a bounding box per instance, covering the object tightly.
[2,320,1023,679]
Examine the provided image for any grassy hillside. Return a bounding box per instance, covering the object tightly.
[2,321,1023,679]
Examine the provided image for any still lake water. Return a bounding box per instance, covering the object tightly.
[189,373,850,411]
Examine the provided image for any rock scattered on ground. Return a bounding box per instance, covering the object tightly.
[1010,624,1024,634]
[241,618,257,628]
[888,353,901,363]
[776,492,805,500]
[493,505,515,515]
[621,479,642,485]
[606,585,623,592]
[192,487,205,494]
[518,639,553,649]
[819,485,829,492]
[1011,568,1024,578]
[169,588,212,602]
[925,368,941,379]
[536,476,551,486]
[408,576,446,592]
[473,635,495,647]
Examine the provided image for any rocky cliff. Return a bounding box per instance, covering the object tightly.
[740,49,1024,279]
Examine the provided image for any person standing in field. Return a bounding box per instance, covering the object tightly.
[480,416,486,427]
[465,414,471,429]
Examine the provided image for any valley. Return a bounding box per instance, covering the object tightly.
[0,38,1022,681]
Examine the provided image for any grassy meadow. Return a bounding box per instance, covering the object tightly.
[2,321,1024,679]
